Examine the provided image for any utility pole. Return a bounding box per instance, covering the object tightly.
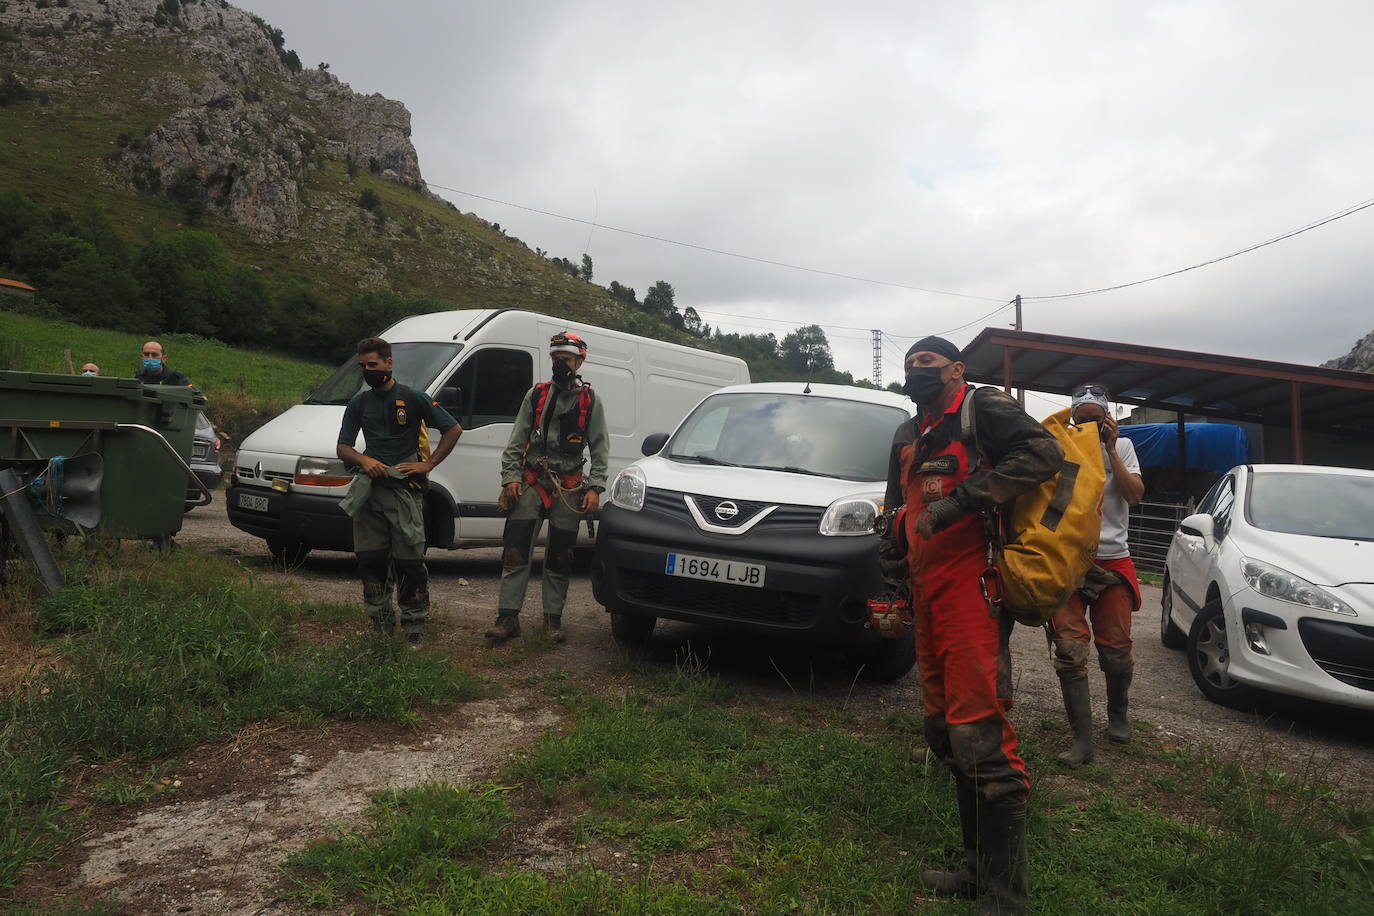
[1013,294,1024,408]
[871,329,883,388]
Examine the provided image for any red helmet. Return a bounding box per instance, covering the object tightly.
[549,331,587,357]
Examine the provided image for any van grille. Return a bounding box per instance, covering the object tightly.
[643,488,823,531]
[619,569,817,627]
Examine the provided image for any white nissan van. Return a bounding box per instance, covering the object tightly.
[227,309,749,562]
[592,382,919,680]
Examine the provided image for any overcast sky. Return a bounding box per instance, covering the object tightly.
[236,0,1374,387]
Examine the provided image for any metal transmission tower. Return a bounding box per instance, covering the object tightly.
[871,329,883,387]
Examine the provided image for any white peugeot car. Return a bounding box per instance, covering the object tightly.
[1162,464,1374,711]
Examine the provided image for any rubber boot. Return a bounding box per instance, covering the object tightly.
[1056,674,1094,768]
[976,798,1028,916]
[919,776,979,899]
[1105,671,1133,744]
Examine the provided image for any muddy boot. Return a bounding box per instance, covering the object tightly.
[1105,671,1133,744]
[920,776,979,899]
[484,612,521,643]
[976,798,1028,916]
[1056,673,1094,768]
[543,614,566,644]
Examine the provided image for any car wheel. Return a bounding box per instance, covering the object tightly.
[267,539,311,566]
[1186,599,1259,709]
[610,611,656,647]
[854,632,917,682]
[1160,572,1186,650]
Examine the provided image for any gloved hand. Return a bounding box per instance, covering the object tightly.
[916,497,964,538]
[878,536,908,587]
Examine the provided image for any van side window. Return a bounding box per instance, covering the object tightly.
[446,349,533,427]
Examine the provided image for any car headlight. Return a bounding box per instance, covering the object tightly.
[1240,557,1355,616]
[819,494,881,537]
[294,456,353,487]
[609,466,647,511]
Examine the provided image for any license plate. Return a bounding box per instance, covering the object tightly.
[237,491,270,512]
[665,552,765,588]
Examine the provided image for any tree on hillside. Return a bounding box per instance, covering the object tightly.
[643,281,676,321]
[780,324,834,374]
[683,306,703,336]
[580,253,593,282]
[607,280,638,308]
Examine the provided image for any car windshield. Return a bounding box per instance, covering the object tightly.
[1247,471,1374,541]
[305,342,463,405]
[667,392,908,481]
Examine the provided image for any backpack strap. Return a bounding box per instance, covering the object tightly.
[531,381,555,430]
[958,385,982,473]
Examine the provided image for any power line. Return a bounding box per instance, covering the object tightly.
[1025,195,1374,301]
[426,180,1006,303]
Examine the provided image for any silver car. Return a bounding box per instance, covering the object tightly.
[186,410,224,509]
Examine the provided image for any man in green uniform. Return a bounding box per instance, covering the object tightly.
[337,337,463,646]
[486,331,610,644]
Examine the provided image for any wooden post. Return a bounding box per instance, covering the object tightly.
[1290,381,1303,465]
[63,348,75,375]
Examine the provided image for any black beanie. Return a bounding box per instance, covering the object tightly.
[905,335,963,363]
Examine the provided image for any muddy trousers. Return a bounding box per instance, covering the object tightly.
[1050,555,1139,743]
[352,484,429,637]
[496,484,582,622]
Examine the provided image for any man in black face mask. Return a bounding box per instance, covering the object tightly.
[487,331,610,645]
[337,337,463,646]
[882,335,1062,915]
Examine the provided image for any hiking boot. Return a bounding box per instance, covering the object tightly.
[1105,671,1133,744]
[1056,674,1094,768]
[484,614,521,643]
[405,632,422,650]
[544,615,566,644]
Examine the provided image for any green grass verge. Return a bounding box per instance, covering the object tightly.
[0,546,489,890]
[287,667,1374,914]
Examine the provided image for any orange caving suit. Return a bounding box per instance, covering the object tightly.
[885,384,1063,804]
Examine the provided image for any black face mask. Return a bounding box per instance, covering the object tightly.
[902,366,947,405]
[552,360,576,385]
[362,368,392,389]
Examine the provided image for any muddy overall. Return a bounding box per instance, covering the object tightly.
[494,479,583,635]
[349,476,429,640]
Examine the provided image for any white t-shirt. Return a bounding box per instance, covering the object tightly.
[1098,437,1141,560]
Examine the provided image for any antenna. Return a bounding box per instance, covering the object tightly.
[871,329,883,387]
[803,358,814,394]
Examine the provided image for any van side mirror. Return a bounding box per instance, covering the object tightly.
[1178,513,1215,546]
[641,432,669,456]
[438,386,462,412]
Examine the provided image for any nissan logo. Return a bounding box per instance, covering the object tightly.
[714,500,740,521]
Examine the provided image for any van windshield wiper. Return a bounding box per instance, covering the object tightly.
[673,453,738,466]
[745,464,830,477]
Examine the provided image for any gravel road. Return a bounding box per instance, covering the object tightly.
[180,501,1374,798]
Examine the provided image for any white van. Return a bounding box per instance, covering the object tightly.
[592,382,919,680]
[226,309,749,562]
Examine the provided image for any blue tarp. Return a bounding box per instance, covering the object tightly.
[1119,423,1251,474]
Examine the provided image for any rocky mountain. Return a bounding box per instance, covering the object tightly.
[1324,329,1374,373]
[0,0,661,332]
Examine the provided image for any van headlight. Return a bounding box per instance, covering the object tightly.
[819,494,881,537]
[1240,557,1354,616]
[609,466,647,511]
[294,456,353,487]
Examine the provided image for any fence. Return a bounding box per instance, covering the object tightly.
[1126,499,1192,576]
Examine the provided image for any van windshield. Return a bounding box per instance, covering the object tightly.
[305,343,463,405]
[668,392,908,481]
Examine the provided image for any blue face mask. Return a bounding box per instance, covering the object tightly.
[142,357,162,372]
[82,370,97,377]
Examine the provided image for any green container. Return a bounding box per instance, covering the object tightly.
[0,371,204,539]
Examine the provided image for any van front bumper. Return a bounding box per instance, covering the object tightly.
[226,482,353,551]
[592,501,887,649]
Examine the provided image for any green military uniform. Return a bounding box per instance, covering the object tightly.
[495,380,610,628]
[337,382,457,638]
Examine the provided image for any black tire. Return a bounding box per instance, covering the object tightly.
[610,611,656,647]
[1160,572,1187,650]
[1187,599,1259,709]
[267,539,311,566]
[854,632,917,682]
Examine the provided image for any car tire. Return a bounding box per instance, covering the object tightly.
[610,611,656,647]
[853,632,917,682]
[1160,572,1187,650]
[268,539,311,567]
[1186,599,1259,709]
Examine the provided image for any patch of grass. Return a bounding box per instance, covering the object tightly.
[0,547,488,889]
[288,661,1374,914]
[1138,570,1164,587]
[91,759,179,806]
